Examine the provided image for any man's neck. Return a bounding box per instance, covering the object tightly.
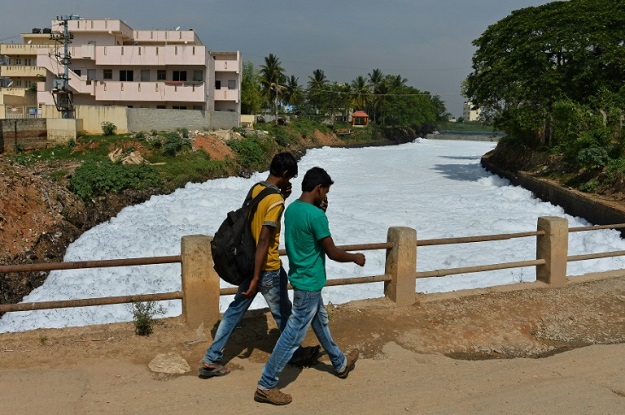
[265,174,281,187]
[299,192,315,205]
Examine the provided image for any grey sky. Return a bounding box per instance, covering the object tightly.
[2,0,553,116]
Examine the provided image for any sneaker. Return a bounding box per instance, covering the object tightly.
[254,388,292,405]
[337,349,359,379]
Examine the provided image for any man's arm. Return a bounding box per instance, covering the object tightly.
[319,236,365,266]
[242,225,274,298]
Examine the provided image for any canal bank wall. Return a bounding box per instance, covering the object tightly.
[481,152,625,234]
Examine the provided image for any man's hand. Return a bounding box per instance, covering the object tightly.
[353,253,366,267]
[242,278,259,298]
[281,184,292,200]
[320,196,328,212]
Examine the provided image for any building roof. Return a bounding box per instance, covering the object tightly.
[353,110,368,117]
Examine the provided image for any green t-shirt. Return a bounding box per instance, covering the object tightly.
[284,199,331,291]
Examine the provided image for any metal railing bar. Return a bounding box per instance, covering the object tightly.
[0,255,182,274]
[416,259,546,278]
[568,250,625,262]
[418,231,545,247]
[0,291,183,313]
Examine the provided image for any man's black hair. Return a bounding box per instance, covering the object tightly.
[269,152,298,178]
[301,167,334,192]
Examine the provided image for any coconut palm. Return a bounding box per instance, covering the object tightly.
[350,75,369,110]
[259,54,286,119]
[307,69,329,118]
[283,75,304,110]
[367,68,385,123]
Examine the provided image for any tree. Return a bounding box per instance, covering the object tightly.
[367,68,385,123]
[350,75,369,111]
[241,61,263,115]
[306,69,329,119]
[464,0,625,146]
[283,75,304,110]
[259,54,286,119]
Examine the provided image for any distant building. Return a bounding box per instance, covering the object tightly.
[463,101,481,122]
[0,18,241,116]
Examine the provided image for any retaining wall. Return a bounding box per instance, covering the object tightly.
[481,153,625,234]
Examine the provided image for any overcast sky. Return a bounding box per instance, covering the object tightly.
[2,0,554,116]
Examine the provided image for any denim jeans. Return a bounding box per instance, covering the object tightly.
[202,268,292,365]
[258,289,347,390]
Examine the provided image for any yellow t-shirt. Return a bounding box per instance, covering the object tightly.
[249,183,284,271]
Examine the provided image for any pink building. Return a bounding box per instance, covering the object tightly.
[33,18,241,114]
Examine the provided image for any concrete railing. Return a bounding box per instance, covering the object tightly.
[1,217,625,331]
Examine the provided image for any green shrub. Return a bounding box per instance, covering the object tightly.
[162,132,191,157]
[101,121,117,135]
[129,301,165,336]
[176,127,190,138]
[69,160,161,200]
[576,146,610,170]
[227,135,276,171]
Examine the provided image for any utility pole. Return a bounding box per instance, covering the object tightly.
[50,14,80,119]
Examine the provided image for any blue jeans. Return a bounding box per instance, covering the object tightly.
[202,268,292,365]
[258,289,347,390]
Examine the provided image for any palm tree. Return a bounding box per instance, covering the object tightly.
[259,54,286,119]
[307,69,329,118]
[367,68,385,123]
[283,75,304,110]
[350,75,369,110]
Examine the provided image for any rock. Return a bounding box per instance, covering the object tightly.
[148,353,191,374]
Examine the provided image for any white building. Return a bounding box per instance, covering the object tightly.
[1,17,241,118]
[462,101,481,122]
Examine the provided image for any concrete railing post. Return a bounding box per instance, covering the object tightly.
[536,216,568,287]
[181,235,220,329]
[384,226,417,306]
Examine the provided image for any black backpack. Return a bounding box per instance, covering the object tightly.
[211,184,280,285]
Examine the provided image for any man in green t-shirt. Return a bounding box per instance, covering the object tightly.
[254,167,366,406]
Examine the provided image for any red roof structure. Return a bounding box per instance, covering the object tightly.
[352,110,369,127]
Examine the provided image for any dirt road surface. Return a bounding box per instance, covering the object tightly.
[2,272,625,414]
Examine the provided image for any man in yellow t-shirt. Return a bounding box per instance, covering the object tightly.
[199,152,320,378]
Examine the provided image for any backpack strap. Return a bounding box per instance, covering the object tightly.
[243,183,280,211]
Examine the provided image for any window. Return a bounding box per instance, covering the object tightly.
[140,70,150,82]
[15,58,22,65]
[228,80,236,90]
[215,80,221,89]
[24,58,32,66]
[193,70,203,82]
[120,70,134,82]
[157,105,165,109]
[103,69,113,80]
[157,70,166,81]
[74,69,82,77]
[173,70,187,82]
[172,106,187,110]
[87,69,96,81]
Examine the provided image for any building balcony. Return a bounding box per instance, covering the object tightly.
[133,29,199,45]
[63,19,134,39]
[214,59,240,73]
[85,45,207,66]
[214,88,239,102]
[0,44,39,55]
[93,81,206,102]
[1,66,47,77]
